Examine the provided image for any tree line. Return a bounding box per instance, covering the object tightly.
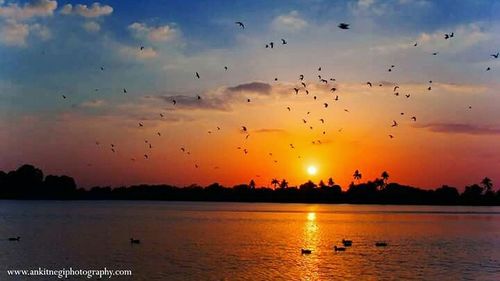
[0,164,499,205]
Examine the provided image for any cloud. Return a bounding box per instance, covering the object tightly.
[0,0,57,20]
[416,123,500,135]
[79,99,106,108]
[60,3,113,18]
[271,11,307,32]
[128,22,177,42]
[152,81,275,111]
[0,20,28,46]
[0,20,50,46]
[82,21,100,33]
[225,82,272,95]
[119,45,158,60]
[416,23,491,53]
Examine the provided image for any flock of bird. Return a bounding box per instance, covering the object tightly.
[55,20,497,182]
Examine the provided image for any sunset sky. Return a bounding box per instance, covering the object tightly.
[1,0,499,189]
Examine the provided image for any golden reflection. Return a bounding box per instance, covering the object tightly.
[300,211,320,280]
[307,212,316,221]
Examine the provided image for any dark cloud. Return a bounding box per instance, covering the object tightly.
[156,95,229,111]
[416,123,500,135]
[225,82,272,95]
[153,81,274,111]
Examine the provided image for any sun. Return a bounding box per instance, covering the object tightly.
[307,165,318,176]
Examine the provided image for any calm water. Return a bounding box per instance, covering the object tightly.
[1,201,500,280]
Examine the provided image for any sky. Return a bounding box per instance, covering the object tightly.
[0,0,499,189]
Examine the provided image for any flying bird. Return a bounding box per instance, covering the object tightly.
[241,126,247,132]
[391,120,398,127]
[367,82,372,87]
[394,86,399,91]
[330,87,337,92]
[324,103,328,108]
[140,46,144,50]
[281,39,287,44]
[195,72,200,79]
[61,95,66,99]
[172,99,177,105]
[299,74,304,80]
[224,66,228,71]
[235,21,245,29]
[338,23,350,29]
[432,52,438,55]
[411,116,417,121]
[486,67,491,71]
[197,95,202,100]
[123,88,127,94]
[491,52,499,59]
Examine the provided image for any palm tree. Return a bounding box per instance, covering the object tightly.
[271,178,279,189]
[328,177,335,187]
[381,171,389,182]
[381,171,389,188]
[353,170,362,183]
[279,179,288,189]
[481,177,493,193]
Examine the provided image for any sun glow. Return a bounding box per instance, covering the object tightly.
[307,166,318,176]
[307,212,316,221]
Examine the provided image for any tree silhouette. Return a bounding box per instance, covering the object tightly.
[279,179,288,189]
[328,177,335,187]
[353,170,362,183]
[318,180,326,188]
[381,171,389,187]
[271,178,279,189]
[481,177,493,193]
[249,179,256,189]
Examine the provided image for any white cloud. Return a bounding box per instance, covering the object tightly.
[30,23,51,40]
[60,2,113,18]
[271,11,308,32]
[128,22,177,42]
[0,19,50,47]
[417,23,491,52]
[0,20,29,46]
[0,0,57,20]
[120,45,158,60]
[83,21,100,33]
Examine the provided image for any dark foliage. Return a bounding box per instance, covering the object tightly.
[0,164,499,205]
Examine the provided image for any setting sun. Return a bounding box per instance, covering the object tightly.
[307,166,318,176]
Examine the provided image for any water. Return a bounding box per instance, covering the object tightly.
[1,201,499,280]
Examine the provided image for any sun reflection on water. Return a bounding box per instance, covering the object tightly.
[301,211,320,280]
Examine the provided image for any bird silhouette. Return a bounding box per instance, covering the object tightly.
[138,123,143,127]
[393,86,399,92]
[299,74,304,80]
[318,66,322,71]
[140,46,144,50]
[293,88,299,94]
[195,72,200,79]
[281,39,287,44]
[414,42,418,46]
[235,21,245,29]
[486,67,491,71]
[432,52,438,55]
[123,88,127,94]
[330,87,337,92]
[224,66,228,71]
[411,116,417,121]
[491,52,499,59]
[391,120,398,127]
[338,23,350,29]
[62,95,66,99]
[241,126,247,132]
[324,103,328,108]
[389,134,394,139]
[367,82,372,87]
[172,99,177,105]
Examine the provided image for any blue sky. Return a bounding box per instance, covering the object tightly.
[1,0,500,188]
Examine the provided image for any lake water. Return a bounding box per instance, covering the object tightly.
[1,201,499,280]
